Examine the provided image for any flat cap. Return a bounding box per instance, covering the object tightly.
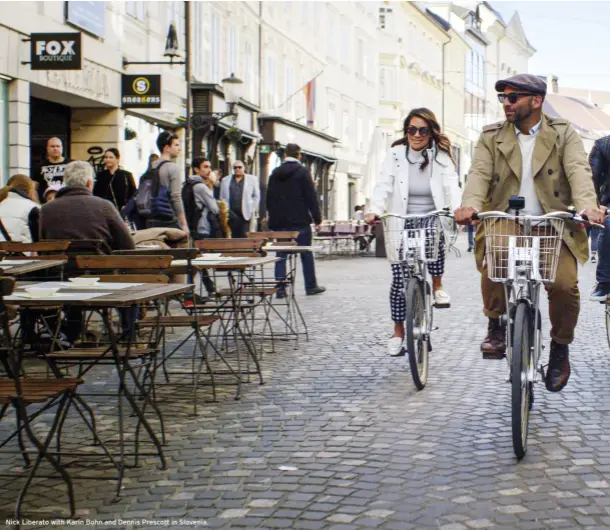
[495,74,547,96]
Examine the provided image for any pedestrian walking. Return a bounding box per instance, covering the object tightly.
[93,148,137,211]
[266,143,326,297]
[182,156,220,299]
[365,108,461,357]
[455,73,605,392]
[31,137,72,202]
[132,131,189,233]
[220,160,259,238]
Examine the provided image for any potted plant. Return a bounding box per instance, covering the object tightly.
[224,127,242,142]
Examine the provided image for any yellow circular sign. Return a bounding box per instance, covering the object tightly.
[132,77,150,95]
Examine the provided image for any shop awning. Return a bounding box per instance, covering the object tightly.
[300,149,337,164]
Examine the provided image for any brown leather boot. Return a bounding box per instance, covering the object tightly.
[481,317,506,359]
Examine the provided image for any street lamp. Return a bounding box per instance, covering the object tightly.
[221,73,244,118]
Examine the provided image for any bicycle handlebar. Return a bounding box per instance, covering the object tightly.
[471,209,604,227]
[379,208,454,221]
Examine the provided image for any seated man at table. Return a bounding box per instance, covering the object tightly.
[40,161,135,251]
[39,161,135,343]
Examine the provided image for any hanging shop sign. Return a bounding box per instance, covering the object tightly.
[121,74,162,109]
[30,32,82,70]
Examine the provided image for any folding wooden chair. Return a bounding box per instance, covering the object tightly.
[0,277,115,519]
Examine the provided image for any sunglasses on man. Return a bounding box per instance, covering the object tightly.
[233,165,244,170]
[497,92,537,104]
[406,126,430,137]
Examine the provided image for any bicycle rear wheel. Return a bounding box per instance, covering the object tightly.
[405,278,428,390]
[511,302,533,459]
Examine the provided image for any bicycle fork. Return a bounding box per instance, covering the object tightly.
[503,281,543,384]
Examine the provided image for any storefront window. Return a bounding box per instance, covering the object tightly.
[0,80,7,185]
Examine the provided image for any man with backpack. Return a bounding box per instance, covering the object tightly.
[182,156,220,299]
[133,131,188,233]
[183,157,220,240]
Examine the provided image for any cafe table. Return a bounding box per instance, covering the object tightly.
[170,255,280,381]
[0,258,67,277]
[6,280,192,497]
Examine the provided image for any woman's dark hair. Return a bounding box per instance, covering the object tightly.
[147,153,160,171]
[104,148,120,159]
[392,108,455,170]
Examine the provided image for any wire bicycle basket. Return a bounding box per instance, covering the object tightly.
[381,214,442,265]
[482,216,565,283]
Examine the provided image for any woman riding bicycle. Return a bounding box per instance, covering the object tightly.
[365,108,461,357]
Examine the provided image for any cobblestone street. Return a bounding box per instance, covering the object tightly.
[4,234,610,530]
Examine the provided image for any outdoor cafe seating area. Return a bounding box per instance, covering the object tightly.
[0,233,312,523]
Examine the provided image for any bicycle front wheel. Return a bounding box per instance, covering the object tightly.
[511,301,533,459]
[405,278,428,390]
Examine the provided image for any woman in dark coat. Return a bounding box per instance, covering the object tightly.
[93,148,137,210]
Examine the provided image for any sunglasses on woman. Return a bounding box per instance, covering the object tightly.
[497,92,535,104]
[407,126,430,137]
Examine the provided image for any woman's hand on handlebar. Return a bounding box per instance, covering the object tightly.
[364,213,378,225]
[453,206,478,225]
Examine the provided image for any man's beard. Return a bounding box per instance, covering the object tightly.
[506,102,533,124]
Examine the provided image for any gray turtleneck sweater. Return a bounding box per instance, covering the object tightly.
[406,149,435,214]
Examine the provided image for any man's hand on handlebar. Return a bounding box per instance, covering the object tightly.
[364,213,378,225]
[453,206,478,225]
[582,206,607,226]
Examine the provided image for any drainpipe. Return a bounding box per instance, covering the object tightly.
[184,1,191,175]
[258,2,263,109]
[442,34,451,131]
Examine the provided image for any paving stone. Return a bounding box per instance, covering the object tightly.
[6,251,610,530]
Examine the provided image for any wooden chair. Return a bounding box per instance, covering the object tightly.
[0,276,97,520]
[75,255,173,275]
[247,231,299,242]
[0,241,70,255]
[195,238,265,256]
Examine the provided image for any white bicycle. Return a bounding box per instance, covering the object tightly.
[380,209,453,390]
[473,197,595,458]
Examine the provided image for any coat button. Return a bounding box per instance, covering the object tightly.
[554,191,559,197]
[548,169,554,175]
[570,231,574,237]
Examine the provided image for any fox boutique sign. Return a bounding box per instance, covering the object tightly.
[30,33,82,70]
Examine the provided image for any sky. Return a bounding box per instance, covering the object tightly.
[493,1,610,91]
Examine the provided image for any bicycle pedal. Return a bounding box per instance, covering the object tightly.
[482,351,506,360]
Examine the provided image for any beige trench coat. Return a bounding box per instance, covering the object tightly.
[462,114,598,268]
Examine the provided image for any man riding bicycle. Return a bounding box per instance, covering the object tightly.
[454,73,605,393]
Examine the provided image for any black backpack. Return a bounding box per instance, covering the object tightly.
[182,178,204,236]
[134,160,174,220]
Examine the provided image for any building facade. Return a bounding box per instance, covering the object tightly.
[0,1,187,185]
[425,2,535,180]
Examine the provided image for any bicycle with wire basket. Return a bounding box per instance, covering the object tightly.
[473,196,596,458]
[380,208,454,390]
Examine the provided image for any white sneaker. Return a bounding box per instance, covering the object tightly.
[434,289,451,308]
[387,336,405,357]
